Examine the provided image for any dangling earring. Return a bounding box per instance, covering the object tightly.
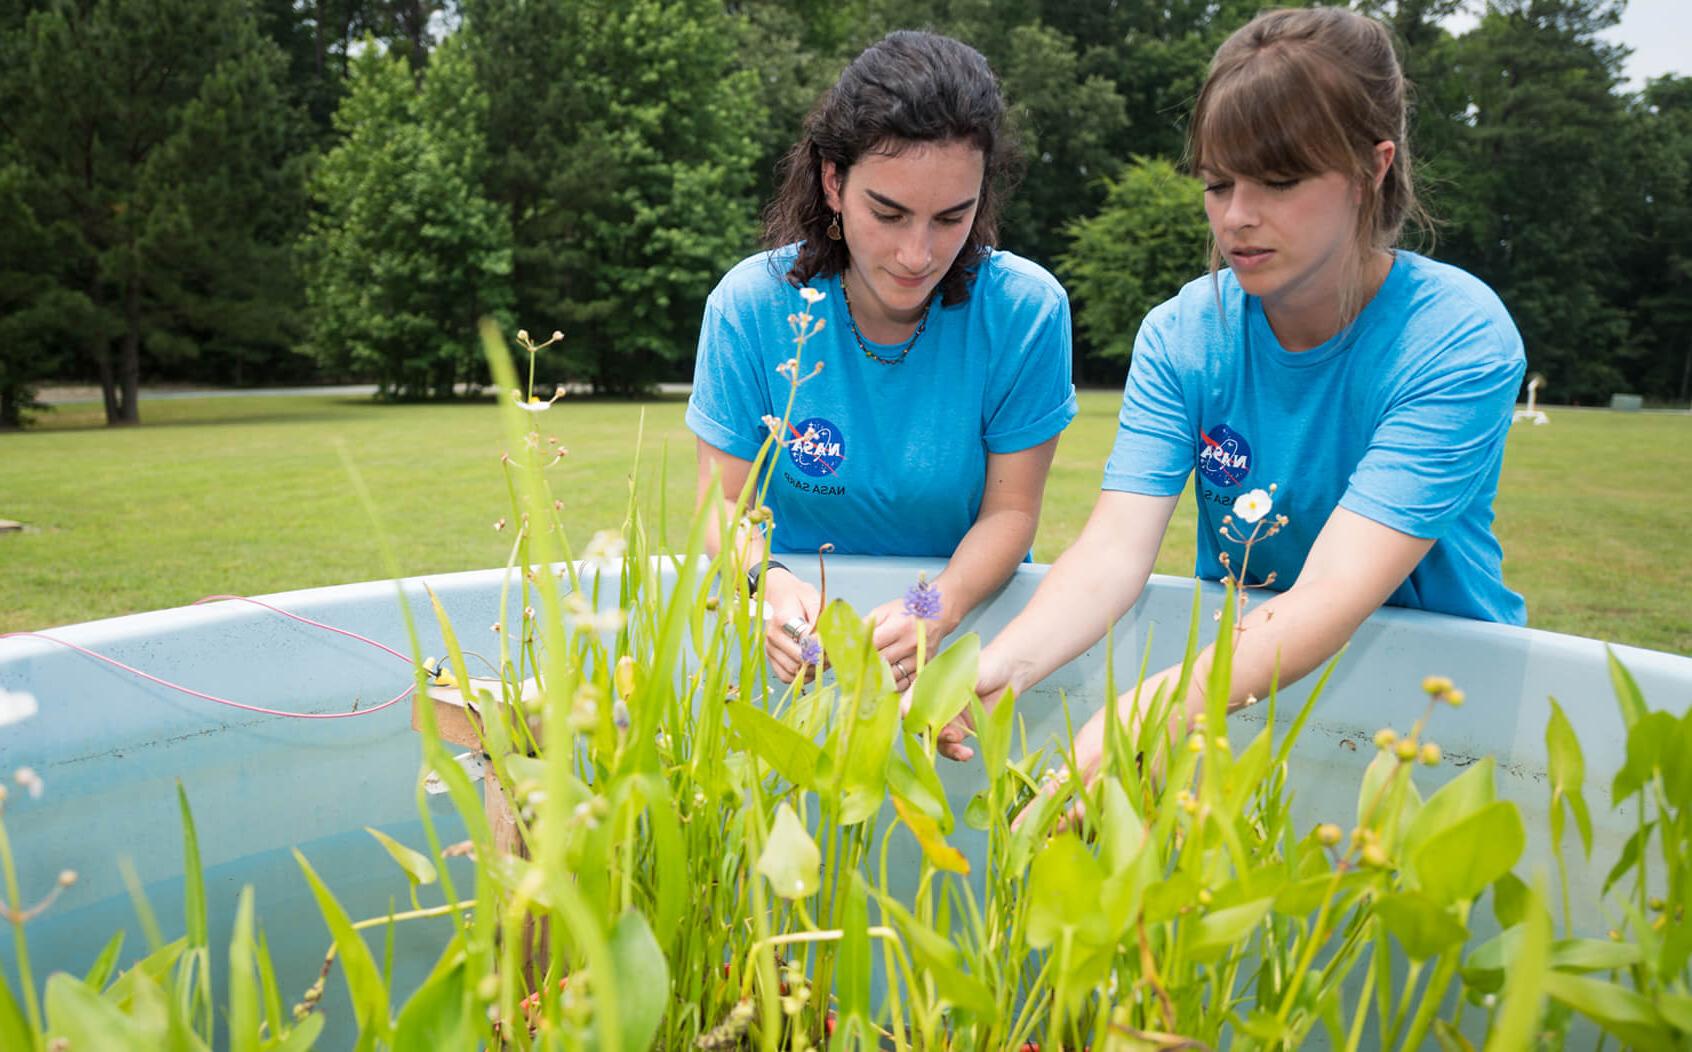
[826,213,842,241]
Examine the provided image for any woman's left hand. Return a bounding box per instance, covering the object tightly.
[868,599,949,694]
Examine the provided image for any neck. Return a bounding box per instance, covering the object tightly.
[1263,250,1394,353]
[842,269,924,344]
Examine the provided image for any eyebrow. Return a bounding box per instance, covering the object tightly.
[864,188,977,216]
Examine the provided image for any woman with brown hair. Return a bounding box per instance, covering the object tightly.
[946,7,1526,773]
[687,31,1078,690]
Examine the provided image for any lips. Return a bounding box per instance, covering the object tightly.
[889,272,931,289]
[1228,247,1274,271]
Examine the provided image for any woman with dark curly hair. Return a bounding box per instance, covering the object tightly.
[687,30,1077,690]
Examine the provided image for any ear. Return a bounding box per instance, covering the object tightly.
[1370,140,1395,190]
[821,160,844,213]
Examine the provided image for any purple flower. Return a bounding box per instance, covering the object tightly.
[799,636,824,666]
[902,576,942,622]
[612,700,631,731]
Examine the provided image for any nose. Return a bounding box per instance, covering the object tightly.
[895,224,935,274]
[1222,183,1260,232]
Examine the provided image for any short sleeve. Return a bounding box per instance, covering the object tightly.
[1101,310,1195,496]
[982,282,1078,454]
[1340,334,1524,539]
[685,298,772,462]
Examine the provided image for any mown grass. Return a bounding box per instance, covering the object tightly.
[2,392,1686,654]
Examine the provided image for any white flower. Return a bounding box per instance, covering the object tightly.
[582,529,626,568]
[14,766,43,799]
[511,386,567,413]
[1234,488,1273,525]
[0,688,38,728]
[799,287,825,305]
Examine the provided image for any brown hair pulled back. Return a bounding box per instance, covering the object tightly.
[1188,7,1431,314]
[763,30,1021,306]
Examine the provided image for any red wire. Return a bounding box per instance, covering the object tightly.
[0,594,419,720]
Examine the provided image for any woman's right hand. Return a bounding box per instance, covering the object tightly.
[762,570,823,683]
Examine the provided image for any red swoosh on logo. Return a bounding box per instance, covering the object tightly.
[789,422,843,476]
[1200,430,1241,486]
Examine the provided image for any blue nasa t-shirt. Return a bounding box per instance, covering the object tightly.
[687,246,1078,557]
[1103,251,1526,624]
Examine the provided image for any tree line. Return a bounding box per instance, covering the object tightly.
[1,0,1686,427]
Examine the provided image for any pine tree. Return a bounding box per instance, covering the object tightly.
[0,0,307,424]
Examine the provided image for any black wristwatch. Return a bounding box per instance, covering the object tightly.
[747,560,789,595]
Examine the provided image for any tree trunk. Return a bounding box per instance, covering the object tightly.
[115,272,141,425]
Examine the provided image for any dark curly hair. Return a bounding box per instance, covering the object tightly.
[762,30,1022,306]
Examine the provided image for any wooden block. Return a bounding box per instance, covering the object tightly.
[411,676,542,750]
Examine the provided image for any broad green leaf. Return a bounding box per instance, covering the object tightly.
[1664,711,1692,808]
[632,774,689,947]
[1483,889,1548,1052]
[963,790,993,830]
[838,690,901,825]
[975,684,1017,777]
[391,953,471,1051]
[608,911,670,1052]
[1492,872,1529,929]
[1613,711,1676,802]
[1549,938,1644,972]
[102,937,187,1011]
[756,803,820,899]
[228,888,259,1052]
[1606,648,1646,731]
[817,600,891,702]
[836,874,873,1032]
[295,849,390,1044]
[365,827,438,887]
[904,633,980,736]
[1026,834,1106,948]
[887,739,951,833]
[1657,991,1692,1033]
[1144,871,1202,926]
[726,702,823,791]
[1187,898,1273,963]
[1544,970,1669,1045]
[1414,801,1525,906]
[1098,778,1146,874]
[891,793,969,874]
[1546,698,1594,859]
[46,972,153,1047]
[272,1013,325,1052]
[1273,870,1370,918]
[1403,756,1497,864]
[0,973,30,1052]
[1357,749,1400,828]
[83,930,126,990]
[1376,891,1468,960]
[1602,820,1653,895]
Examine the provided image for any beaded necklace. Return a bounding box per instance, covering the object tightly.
[841,277,934,366]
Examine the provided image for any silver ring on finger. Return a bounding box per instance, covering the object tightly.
[781,616,807,642]
[893,659,908,681]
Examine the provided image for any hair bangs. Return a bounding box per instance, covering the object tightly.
[1191,46,1357,183]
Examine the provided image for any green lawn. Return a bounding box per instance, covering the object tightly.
[2,393,1687,654]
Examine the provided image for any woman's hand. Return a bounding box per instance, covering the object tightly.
[869,599,951,695]
[762,570,822,683]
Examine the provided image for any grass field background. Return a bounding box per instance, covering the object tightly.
[2,392,1686,654]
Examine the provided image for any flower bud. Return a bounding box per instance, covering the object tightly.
[1316,823,1343,846]
[1373,728,1399,750]
[57,869,77,887]
[615,655,637,699]
[1395,738,1419,762]
[1187,733,1205,754]
[1361,843,1390,868]
[1419,742,1442,766]
[550,330,563,343]
[1197,888,1213,906]
[516,329,529,342]
[1445,689,1465,707]
[1421,675,1454,696]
